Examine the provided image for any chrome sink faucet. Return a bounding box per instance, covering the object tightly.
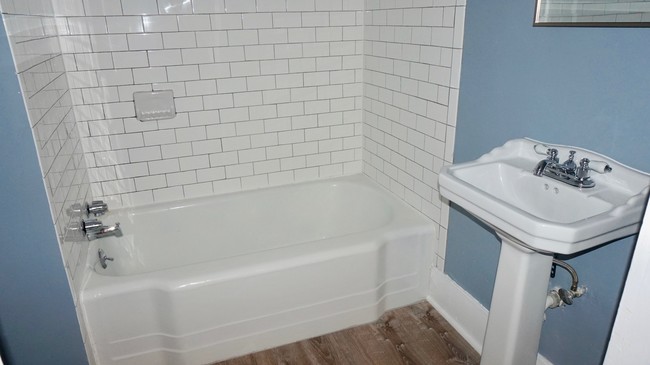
[83,219,122,240]
[533,146,612,188]
[533,148,560,177]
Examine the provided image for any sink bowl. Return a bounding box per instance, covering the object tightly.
[439,138,649,255]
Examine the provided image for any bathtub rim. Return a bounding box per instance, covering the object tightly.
[102,173,400,218]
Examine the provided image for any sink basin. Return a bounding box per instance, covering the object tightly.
[439,138,650,365]
[439,138,649,255]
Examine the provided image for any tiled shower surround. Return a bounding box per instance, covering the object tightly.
[2,0,465,362]
[57,0,366,207]
[363,0,465,269]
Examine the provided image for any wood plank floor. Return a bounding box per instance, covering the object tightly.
[215,301,480,365]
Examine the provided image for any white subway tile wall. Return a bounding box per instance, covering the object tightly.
[0,0,93,360]
[1,0,91,294]
[362,0,466,271]
[56,0,365,208]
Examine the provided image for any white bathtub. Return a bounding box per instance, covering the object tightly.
[81,175,435,365]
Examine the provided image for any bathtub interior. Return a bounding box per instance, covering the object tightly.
[81,175,435,365]
[95,177,396,276]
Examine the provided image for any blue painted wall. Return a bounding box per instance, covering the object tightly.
[446,1,650,364]
[0,20,88,365]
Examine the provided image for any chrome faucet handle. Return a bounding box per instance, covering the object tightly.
[588,160,613,174]
[87,200,108,216]
[563,150,577,171]
[577,158,612,176]
[533,144,559,161]
[82,219,103,233]
[576,158,591,180]
[566,150,576,161]
[82,219,104,240]
[533,143,549,155]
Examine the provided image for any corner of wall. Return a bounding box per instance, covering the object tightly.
[1,2,93,361]
[360,1,466,277]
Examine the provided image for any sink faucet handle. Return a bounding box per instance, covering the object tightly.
[533,144,559,162]
[576,158,591,180]
[563,150,577,171]
[567,150,576,160]
[578,158,612,174]
[533,143,549,155]
[589,160,613,174]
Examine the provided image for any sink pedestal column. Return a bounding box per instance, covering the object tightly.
[480,233,553,365]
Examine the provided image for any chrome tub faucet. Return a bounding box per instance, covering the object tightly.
[83,219,123,240]
[65,200,123,242]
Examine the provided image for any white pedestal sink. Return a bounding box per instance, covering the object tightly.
[439,138,649,365]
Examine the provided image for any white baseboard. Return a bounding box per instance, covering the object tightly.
[427,269,553,365]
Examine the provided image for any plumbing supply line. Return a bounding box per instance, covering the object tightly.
[552,258,578,291]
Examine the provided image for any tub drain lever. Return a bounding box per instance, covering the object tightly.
[98,249,114,269]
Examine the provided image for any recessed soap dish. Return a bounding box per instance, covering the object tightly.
[134,90,176,121]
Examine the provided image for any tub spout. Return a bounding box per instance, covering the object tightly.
[96,223,122,239]
[83,219,122,240]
